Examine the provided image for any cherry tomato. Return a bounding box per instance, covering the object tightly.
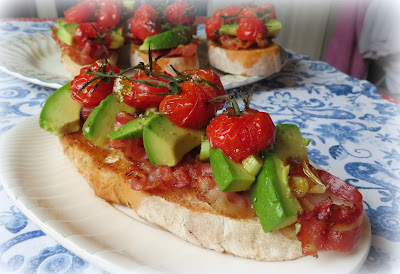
[239,6,258,18]
[95,0,121,28]
[120,69,172,110]
[257,3,276,19]
[134,4,158,20]
[64,0,98,23]
[205,16,223,39]
[165,1,195,26]
[70,60,120,108]
[206,108,275,162]
[130,5,161,41]
[75,23,111,49]
[216,5,243,20]
[159,69,225,129]
[236,17,268,41]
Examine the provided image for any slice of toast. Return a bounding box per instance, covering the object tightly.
[59,131,303,261]
[207,41,282,77]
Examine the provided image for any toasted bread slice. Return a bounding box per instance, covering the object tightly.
[61,51,119,77]
[207,41,282,77]
[59,131,303,261]
[130,44,199,76]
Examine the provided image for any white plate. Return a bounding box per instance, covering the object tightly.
[0,115,371,274]
[0,32,286,90]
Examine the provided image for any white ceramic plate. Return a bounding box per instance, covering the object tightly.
[0,115,371,274]
[0,32,286,90]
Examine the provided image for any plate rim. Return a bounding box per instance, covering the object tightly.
[0,115,371,274]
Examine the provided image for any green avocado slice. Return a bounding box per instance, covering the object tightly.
[82,94,136,147]
[107,113,159,140]
[139,26,192,51]
[210,148,256,192]
[143,115,204,166]
[39,83,82,136]
[250,153,303,232]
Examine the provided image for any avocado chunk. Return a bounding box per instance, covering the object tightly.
[273,124,308,162]
[143,115,203,166]
[250,153,303,232]
[139,26,192,51]
[107,113,159,140]
[210,148,256,192]
[57,22,79,46]
[82,94,136,147]
[218,23,238,36]
[217,20,282,38]
[110,30,125,49]
[266,19,282,38]
[39,83,82,136]
[56,19,65,29]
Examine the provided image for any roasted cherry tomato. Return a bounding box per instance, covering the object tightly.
[119,69,172,110]
[75,22,111,49]
[214,5,242,22]
[257,3,276,19]
[205,16,223,39]
[239,6,258,18]
[159,69,225,129]
[95,0,121,28]
[64,0,97,23]
[164,1,195,26]
[130,5,161,41]
[207,108,275,162]
[236,17,268,41]
[70,60,120,108]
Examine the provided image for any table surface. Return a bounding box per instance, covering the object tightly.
[0,20,399,274]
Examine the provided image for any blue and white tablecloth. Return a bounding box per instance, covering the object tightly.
[0,20,399,273]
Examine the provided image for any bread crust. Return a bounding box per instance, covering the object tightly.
[61,51,119,77]
[207,41,282,76]
[59,132,303,261]
[130,44,199,76]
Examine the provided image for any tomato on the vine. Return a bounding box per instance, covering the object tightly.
[70,60,120,108]
[119,69,172,110]
[165,1,195,26]
[64,0,97,23]
[159,69,225,129]
[206,108,275,162]
[236,17,268,41]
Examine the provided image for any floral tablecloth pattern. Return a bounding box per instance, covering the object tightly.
[0,21,399,273]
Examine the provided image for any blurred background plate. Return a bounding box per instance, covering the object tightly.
[0,26,287,90]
